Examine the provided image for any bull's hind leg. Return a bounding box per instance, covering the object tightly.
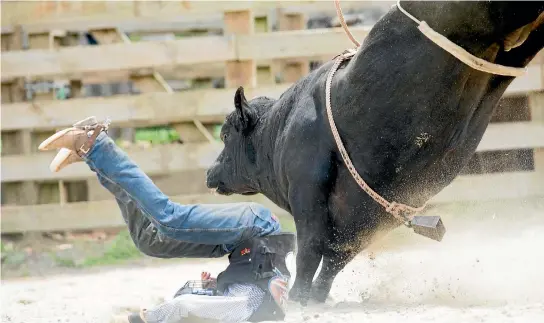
[310,226,362,303]
[311,217,395,302]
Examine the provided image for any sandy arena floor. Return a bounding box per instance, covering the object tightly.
[2,198,543,323]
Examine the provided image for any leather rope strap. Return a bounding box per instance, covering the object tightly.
[325,50,425,224]
[78,124,105,156]
[334,0,360,48]
[395,1,526,77]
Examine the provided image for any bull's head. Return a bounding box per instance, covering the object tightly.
[206,86,273,196]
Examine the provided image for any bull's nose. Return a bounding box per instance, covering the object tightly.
[206,168,218,188]
[206,178,218,189]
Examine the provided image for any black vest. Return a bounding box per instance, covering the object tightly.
[216,232,296,322]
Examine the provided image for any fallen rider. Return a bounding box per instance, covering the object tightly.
[111,232,294,323]
[38,116,296,323]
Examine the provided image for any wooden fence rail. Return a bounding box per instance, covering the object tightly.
[1,27,372,80]
[0,1,394,29]
[3,28,544,82]
[1,85,290,131]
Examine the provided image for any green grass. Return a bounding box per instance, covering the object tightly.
[2,251,26,267]
[81,230,142,267]
[1,241,26,267]
[53,254,78,268]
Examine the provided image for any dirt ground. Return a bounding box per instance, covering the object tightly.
[2,198,544,323]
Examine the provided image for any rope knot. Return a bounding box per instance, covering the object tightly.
[333,48,357,61]
[385,201,398,213]
[341,48,357,58]
[386,202,415,224]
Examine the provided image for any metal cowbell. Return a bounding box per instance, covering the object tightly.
[409,215,446,242]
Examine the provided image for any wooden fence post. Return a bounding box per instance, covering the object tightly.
[224,10,256,89]
[276,11,309,83]
[88,28,136,145]
[0,26,39,206]
[529,90,544,180]
[255,15,275,86]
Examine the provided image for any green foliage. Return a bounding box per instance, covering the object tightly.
[82,230,142,267]
[212,125,222,141]
[2,251,26,267]
[279,217,296,233]
[135,127,180,144]
[133,124,223,144]
[174,30,210,38]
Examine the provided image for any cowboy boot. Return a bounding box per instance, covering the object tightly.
[39,116,100,152]
[48,148,83,172]
[39,116,109,172]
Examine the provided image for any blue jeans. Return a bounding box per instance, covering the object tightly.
[83,132,281,258]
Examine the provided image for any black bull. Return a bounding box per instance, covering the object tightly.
[206,1,544,305]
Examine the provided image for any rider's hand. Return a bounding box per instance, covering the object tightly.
[201,271,217,288]
[201,272,215,280]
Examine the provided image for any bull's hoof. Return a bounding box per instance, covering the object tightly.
[310,279,333,303]
[310,285,330,303]
[289,286,309,306]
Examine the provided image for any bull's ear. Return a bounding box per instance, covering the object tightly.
[234,86,257,131]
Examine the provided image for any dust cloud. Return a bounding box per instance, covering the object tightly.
[286,198,544,322]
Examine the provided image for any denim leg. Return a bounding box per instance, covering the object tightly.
[95,172,226,258]
[83,132,281,253]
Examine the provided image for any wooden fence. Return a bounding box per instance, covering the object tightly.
[1,1,543,233]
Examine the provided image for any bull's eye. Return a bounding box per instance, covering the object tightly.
[222,133,229,142]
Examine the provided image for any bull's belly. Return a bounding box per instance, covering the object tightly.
[327,171,401,251]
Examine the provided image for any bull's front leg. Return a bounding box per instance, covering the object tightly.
[311,240,360,302]
[287,186,329,306]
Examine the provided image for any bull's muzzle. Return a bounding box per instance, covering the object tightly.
[205,166,219,189]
